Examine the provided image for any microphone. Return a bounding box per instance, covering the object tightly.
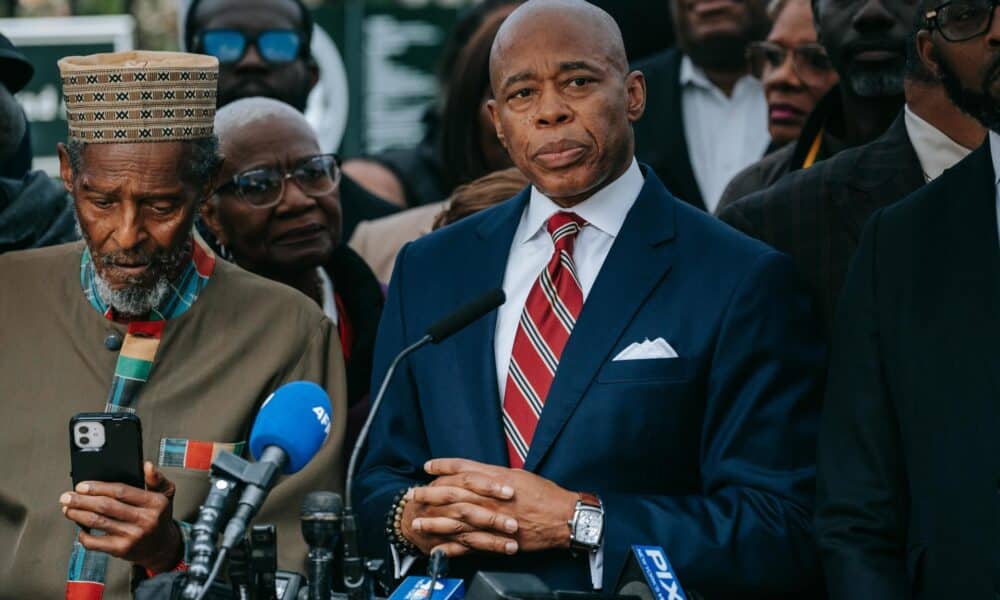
[184,470,240,593]
[388,549,463,600]
[425,288,506,343]
[301,491,344,600]
[342,288,506,600]
[221,381,334,551]
[615,545,691,600]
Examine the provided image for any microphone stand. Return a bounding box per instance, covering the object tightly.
[343,334,432,600]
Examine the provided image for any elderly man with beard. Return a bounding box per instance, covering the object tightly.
[717,0,918,206]
[632,0,771,213]
[0,51,346,599]
[815,4,1000,596]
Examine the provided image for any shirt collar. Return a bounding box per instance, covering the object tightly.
[522,158,643,244]
[989,130,1000,186]
[904,104,973,182]
[317,266,338,326]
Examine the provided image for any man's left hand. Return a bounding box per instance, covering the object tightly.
[60,461,183,573]
[424,458,578,557]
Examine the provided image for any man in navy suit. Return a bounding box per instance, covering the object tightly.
[355,1,826,596]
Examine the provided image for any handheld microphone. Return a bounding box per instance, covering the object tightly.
[221,381,334,551]
[184,471,240,593]
[301,491,344,600]
[342,289,506,600]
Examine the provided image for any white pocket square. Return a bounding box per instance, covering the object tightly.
[612,337,679,361]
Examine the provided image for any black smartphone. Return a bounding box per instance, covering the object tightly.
[69,412,144,490]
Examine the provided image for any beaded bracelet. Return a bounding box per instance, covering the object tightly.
[386,487,420,557]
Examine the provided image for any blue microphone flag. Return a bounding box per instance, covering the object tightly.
[630,545,687,600]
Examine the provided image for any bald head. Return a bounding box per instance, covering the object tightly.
[490,0,628,92]
[484,0,645,206]
[215,97,315,156]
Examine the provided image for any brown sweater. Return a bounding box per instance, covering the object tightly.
[0,242,347,598]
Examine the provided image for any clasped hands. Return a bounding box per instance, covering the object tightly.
[400,458,579,558]
[59,461,183,574]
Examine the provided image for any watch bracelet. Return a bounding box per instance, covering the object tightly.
[386,486,421,557]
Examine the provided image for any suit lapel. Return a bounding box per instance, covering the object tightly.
[523,170,677,472]
[836,115,925,241]
[455,191,531,466]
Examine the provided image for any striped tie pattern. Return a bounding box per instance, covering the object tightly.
[503,211,587,468]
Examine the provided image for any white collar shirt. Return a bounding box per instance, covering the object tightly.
[904,104,972,182]
[495,158,644,402]
[679,55,770,213]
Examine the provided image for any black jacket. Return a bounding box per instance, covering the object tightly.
[0,170,77,254]
[632,49,706,211]
[718,88,853,212]
[816,139,1000,599]
[718,114,925,338]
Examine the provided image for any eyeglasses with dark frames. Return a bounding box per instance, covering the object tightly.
[925,0,1000,42]
[214,154,342,209]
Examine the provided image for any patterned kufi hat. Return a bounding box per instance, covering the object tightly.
[58,50,218,144]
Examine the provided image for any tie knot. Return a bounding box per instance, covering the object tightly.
[546,211,587,245]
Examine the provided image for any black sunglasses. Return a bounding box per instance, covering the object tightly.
[925,0,1000,42]
[197,28,304,65]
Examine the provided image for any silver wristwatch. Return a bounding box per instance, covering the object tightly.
[568,492,604,552]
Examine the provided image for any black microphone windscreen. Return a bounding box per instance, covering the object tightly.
[425,288,506,343]
[300,491,344,518]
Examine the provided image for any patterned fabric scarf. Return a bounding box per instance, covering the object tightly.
[67,234,215,600]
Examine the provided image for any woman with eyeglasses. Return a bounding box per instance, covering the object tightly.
[201,97,384,451]
[748,0,840,147]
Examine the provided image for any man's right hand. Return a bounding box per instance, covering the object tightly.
[400,472,520,556]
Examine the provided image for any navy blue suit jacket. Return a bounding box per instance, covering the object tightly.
[355,167,825,597]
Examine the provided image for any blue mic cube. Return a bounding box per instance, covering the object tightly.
[389,577,465,600]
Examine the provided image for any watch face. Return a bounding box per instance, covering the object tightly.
[575,509,602,545]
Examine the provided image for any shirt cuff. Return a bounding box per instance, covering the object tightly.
[589,544,604,590]
[390,543,419,579]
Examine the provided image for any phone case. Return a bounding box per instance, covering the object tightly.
[69,412,144,489]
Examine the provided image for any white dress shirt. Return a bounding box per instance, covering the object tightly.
[392,160,644,587]
[904,104,972,182]
[495,158,645,400]
[988,131,1000,244]
[680,55,770,213]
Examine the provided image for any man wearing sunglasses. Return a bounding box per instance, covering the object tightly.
[201,96,383,452]
[183,0,399,240]
[815,2,1000,597]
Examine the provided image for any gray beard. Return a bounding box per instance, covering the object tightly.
[93,270,171,317]
[846,66,905,98]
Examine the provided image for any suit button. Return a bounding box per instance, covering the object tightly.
[104,332,122,351]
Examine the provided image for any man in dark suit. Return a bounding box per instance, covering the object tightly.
[816,3,1000,597]
[183,0,398,240]
[718,32,984,337]
[632,0,771,213]
[356,1,826,596]
[716,0,918,208]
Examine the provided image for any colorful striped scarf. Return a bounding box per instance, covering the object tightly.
[67,234,215,600]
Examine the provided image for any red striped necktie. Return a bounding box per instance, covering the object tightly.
[502,211,587,468]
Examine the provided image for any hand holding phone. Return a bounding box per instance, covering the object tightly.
[63,413,184,573]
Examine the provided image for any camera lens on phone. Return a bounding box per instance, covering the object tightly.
[79,426,89,434]
[80,436,90,445]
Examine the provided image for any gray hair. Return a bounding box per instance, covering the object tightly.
[65,135,221,190]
